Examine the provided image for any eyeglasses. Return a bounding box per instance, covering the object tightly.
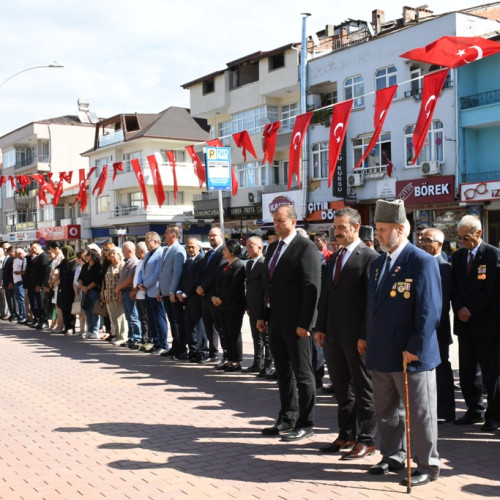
[458,232,477,242]
[421,238,440,244]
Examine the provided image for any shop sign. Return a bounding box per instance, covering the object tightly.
[6,230,37,242]
[36,225,81,240]
[194,208,224,218]
[396,175,454,205]
[229,205,262,217]
[460,180,500,203]
[306,201,345,221]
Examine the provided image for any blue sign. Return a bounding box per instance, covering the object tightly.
[205,147,231,191]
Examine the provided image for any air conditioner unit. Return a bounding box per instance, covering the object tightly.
[248,191,262,203]
[347,173,364,187]
[421,160,440,176]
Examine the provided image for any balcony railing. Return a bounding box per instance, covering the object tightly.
[460,89,500,110]
[98,129,125,148]
[362,165,388,179]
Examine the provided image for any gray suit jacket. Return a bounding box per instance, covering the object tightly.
[158,242,187,296]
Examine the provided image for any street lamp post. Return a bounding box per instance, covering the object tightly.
[0,62,64,88]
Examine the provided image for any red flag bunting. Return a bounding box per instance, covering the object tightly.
[72,167,96,212]
[131,158,149,209]
[8,176,17,191]
[232,131,257,162]
[384,152,394,178]
[412,69,449,164]
[185,145,206,187]
[400,36,500,69]
[354,87,396,170]
[207,138,223,147]
[52,172,66,207]
[92,165,108,196]
[112,161,123,181]
[288,112,313,190]
[147,154,166,207]
[231,165,239,196]
[327,100,353,187]
[0,176,6,186]
[262,121,281,164]
[166,151,178,203]
[38,184,47,207]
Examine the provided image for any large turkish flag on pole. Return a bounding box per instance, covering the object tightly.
[328,100,353,187]
[288,112,313,190]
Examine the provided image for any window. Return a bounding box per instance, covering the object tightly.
[2,149,15,168]
[269,53,285,71]
[235,162,268,188]
[41,141,50,162]
[232,106,279,135]
[97,196,110,214]
[160,149,185,164]
[409,66,422,98]
[127,192,144,211]
[219,120,233,145]
[322,91,337,106]
[166,191,184,205]
[229,62,259,89]
[404,120,443,165]
[345,75,364,109]
[353,133,392,169]
[376,66,397,93]
[312,142,329,179]
[202,78,215,95]
[124,151,142,174]
[94,157,108,177]
[281,103,300,132]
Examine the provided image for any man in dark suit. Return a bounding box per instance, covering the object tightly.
[3,246,17,321]
[451,215,500,432]
[315,208,378,459]
[245,236,273,375]
[196,226,227,364]
[421,227,456,423]
[257,204,322,442]
[28,242,49,329]
[361,199,442,487]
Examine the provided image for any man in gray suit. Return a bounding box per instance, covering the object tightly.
[159,225,187,359]
[315,208,378,459]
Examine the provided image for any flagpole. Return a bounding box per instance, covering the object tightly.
[300,13,311,221]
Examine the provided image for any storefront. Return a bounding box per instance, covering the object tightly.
[396,175,466,250]
[2,225,83,248]
[305,201,346,234]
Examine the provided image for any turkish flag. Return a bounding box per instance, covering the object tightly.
[60,171,72,184]
[8,176,17,191]
[131,158,149,209]
[147,154,166,207]
[72,167,96,212]
[384,153,394,178]
[185,145,206,187]
[354,87,396,169]
[288,112,313,190]
[207,138,223,147]
[0,176,6,186]
[412,69,449,164]
[232,131,257,161]
[231,165,239,196]
[46,172,57,195]
[52,172,66,206]
[112,161,123,181]
[262,121,280,164]
[32,173,52,201]
[38,185,47,206]
[166,151,178,203]
[92,164,108,196]
[328,100,353,187]
[400,36,500,69]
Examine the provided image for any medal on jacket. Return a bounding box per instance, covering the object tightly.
[477,264,487,280]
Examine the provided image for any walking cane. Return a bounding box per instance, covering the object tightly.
[403,355,411,493]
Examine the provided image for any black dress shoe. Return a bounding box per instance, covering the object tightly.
[258,368,272,377]
[215,359,228,370]
[36,322,49,330]
[481,420,499,432]
[160,348,176,357]
[245,364,261,373]
[368,460,404,475]
[437,417,454,424]
[281,427,313,442]
[454,413,484,425]
[400,470,434,487]
[265,369,278,380]
[197,355,211,364]
[261,422,294,436]
[17,318,27,324]
[224,364,242,372]
[319,438,355,453]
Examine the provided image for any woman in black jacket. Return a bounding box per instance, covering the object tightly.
[55,246,78,334]
[211,239,246,372]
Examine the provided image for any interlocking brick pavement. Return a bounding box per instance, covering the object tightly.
[0,318,498,499]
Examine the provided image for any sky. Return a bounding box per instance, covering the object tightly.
[0,0,482,137]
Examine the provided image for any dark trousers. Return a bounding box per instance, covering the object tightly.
[458,331,500,422]
[28,288,43,323]
[248,310,273,370]
[201,296,220,357]
[136,299,150,342]
[62,304,76,331]
[216,309,244,363]
[269,320,316,429]
[5,287,17,317]
[184,295,207,357]
[145,296,168,350]
[163,297,187,355]
[436,340,456,420]
[324,339,377,444]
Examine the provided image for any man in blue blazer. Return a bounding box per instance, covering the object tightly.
[159,225,187,359]
[451,215,500,432]
[138,231,168,354]
[360,199,441,487]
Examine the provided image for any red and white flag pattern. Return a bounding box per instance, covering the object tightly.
[262,121,280,164]
[131,158,149,209]
[328,100,353,187]
[185,145,206,187]
[232,131,257,162]
[166,150,178,203]
[288,112,313,190]
[147,154,166,207]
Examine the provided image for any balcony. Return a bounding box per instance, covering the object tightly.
[362,165,387,180]
[460,89,500,110]
[98,129,125,148]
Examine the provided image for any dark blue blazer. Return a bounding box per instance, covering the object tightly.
[365,242,441,373]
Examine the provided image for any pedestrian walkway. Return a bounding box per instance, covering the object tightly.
[0,319,498,500]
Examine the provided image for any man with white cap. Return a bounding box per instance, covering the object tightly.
[359,198,442,487]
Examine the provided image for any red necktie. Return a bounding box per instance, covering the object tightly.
[467,251,474,274]
[333,248,347,284]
